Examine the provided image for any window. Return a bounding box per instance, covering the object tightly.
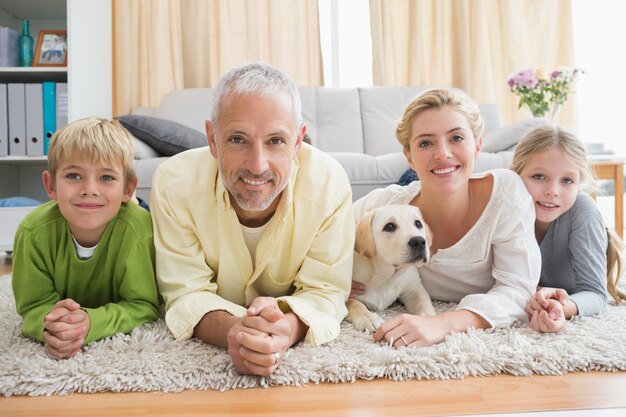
[318,0,626,159]
[318,0,373,87]
[572,0,626,155]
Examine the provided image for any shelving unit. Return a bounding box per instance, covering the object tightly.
[0,69,66,201]
[0,70,67,201]
[0,67,67,83]
[0,157,48,201]
[0,0,111,250]
[0,0,111,193]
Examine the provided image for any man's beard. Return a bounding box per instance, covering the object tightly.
[221,168,290,212]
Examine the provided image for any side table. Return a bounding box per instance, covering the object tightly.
[590,160,624,238]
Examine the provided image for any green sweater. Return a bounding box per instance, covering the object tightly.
[12,200,159,345]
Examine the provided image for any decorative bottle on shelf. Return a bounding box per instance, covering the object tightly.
[18,19,34,67]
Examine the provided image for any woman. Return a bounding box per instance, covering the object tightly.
[352,89,541,348]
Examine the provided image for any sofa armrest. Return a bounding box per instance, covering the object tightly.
[474,151,514,173]
[134,157,169,202]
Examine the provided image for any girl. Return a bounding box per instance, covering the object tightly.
[511,125,626,333]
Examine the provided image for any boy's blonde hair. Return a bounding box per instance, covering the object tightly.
[512,124,626,304]
[395,88,485,150]
[47,117,136,189]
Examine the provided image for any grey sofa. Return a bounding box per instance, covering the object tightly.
[129,87,545,202]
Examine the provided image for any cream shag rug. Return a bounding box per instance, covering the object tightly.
[2,274,626,397]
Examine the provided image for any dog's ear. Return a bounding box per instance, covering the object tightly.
[355,210,376,258]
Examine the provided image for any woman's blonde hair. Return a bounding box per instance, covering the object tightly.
[395,88,484,150]
[512,124,626,304]
[47,117,136,189]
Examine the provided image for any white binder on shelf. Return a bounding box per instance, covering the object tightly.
[25,83,44,156]
[0,84,7,157]
[7,83,26,156]
[56,82,68,131]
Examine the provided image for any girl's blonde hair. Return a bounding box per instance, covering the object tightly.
[395,88,484,150]
[511,124,625,304]
[47,117,136,189]
[607,228,626,303]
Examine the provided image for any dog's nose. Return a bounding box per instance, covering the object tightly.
[408,236,426,248]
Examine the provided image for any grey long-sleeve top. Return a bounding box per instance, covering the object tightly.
[539,192,608,316]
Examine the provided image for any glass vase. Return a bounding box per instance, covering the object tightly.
[549,104,562,125]
[18,20,34,67]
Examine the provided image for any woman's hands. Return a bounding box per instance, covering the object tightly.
[373,313,450,348]
[373,310,489,348]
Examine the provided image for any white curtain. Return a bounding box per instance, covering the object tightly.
[113,0,323,116]
[369,0,576,126]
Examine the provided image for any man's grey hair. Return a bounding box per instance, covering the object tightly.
[210,61,303,129]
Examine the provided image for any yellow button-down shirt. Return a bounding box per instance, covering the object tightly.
[150,144,354,345]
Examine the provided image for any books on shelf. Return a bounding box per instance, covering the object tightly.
[0,81,67,157]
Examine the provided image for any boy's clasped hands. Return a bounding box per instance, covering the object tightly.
[43,299,90,359]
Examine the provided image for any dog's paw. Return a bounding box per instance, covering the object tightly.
[417,304,436,316]
[351,311,384,333]
[407,301,436,317]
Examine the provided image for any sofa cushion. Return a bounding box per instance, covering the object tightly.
[359,87,429,156]
[150,88,212,132]
[481,118,547,153]
[132,136,162,159]
[299,88,364,153]
[358,87,505,157]
[117,115,207,156]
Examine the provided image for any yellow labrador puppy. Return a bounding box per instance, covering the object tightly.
[347,204,436,332]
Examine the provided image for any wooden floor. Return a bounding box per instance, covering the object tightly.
[2,372,626,417]
[0,252,11,275]
[2,253,626,417]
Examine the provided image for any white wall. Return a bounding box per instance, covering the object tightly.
[67,0,111,120]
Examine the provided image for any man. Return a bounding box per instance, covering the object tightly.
[150,61,354,376]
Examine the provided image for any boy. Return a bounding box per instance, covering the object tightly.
[12,117,159,359]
